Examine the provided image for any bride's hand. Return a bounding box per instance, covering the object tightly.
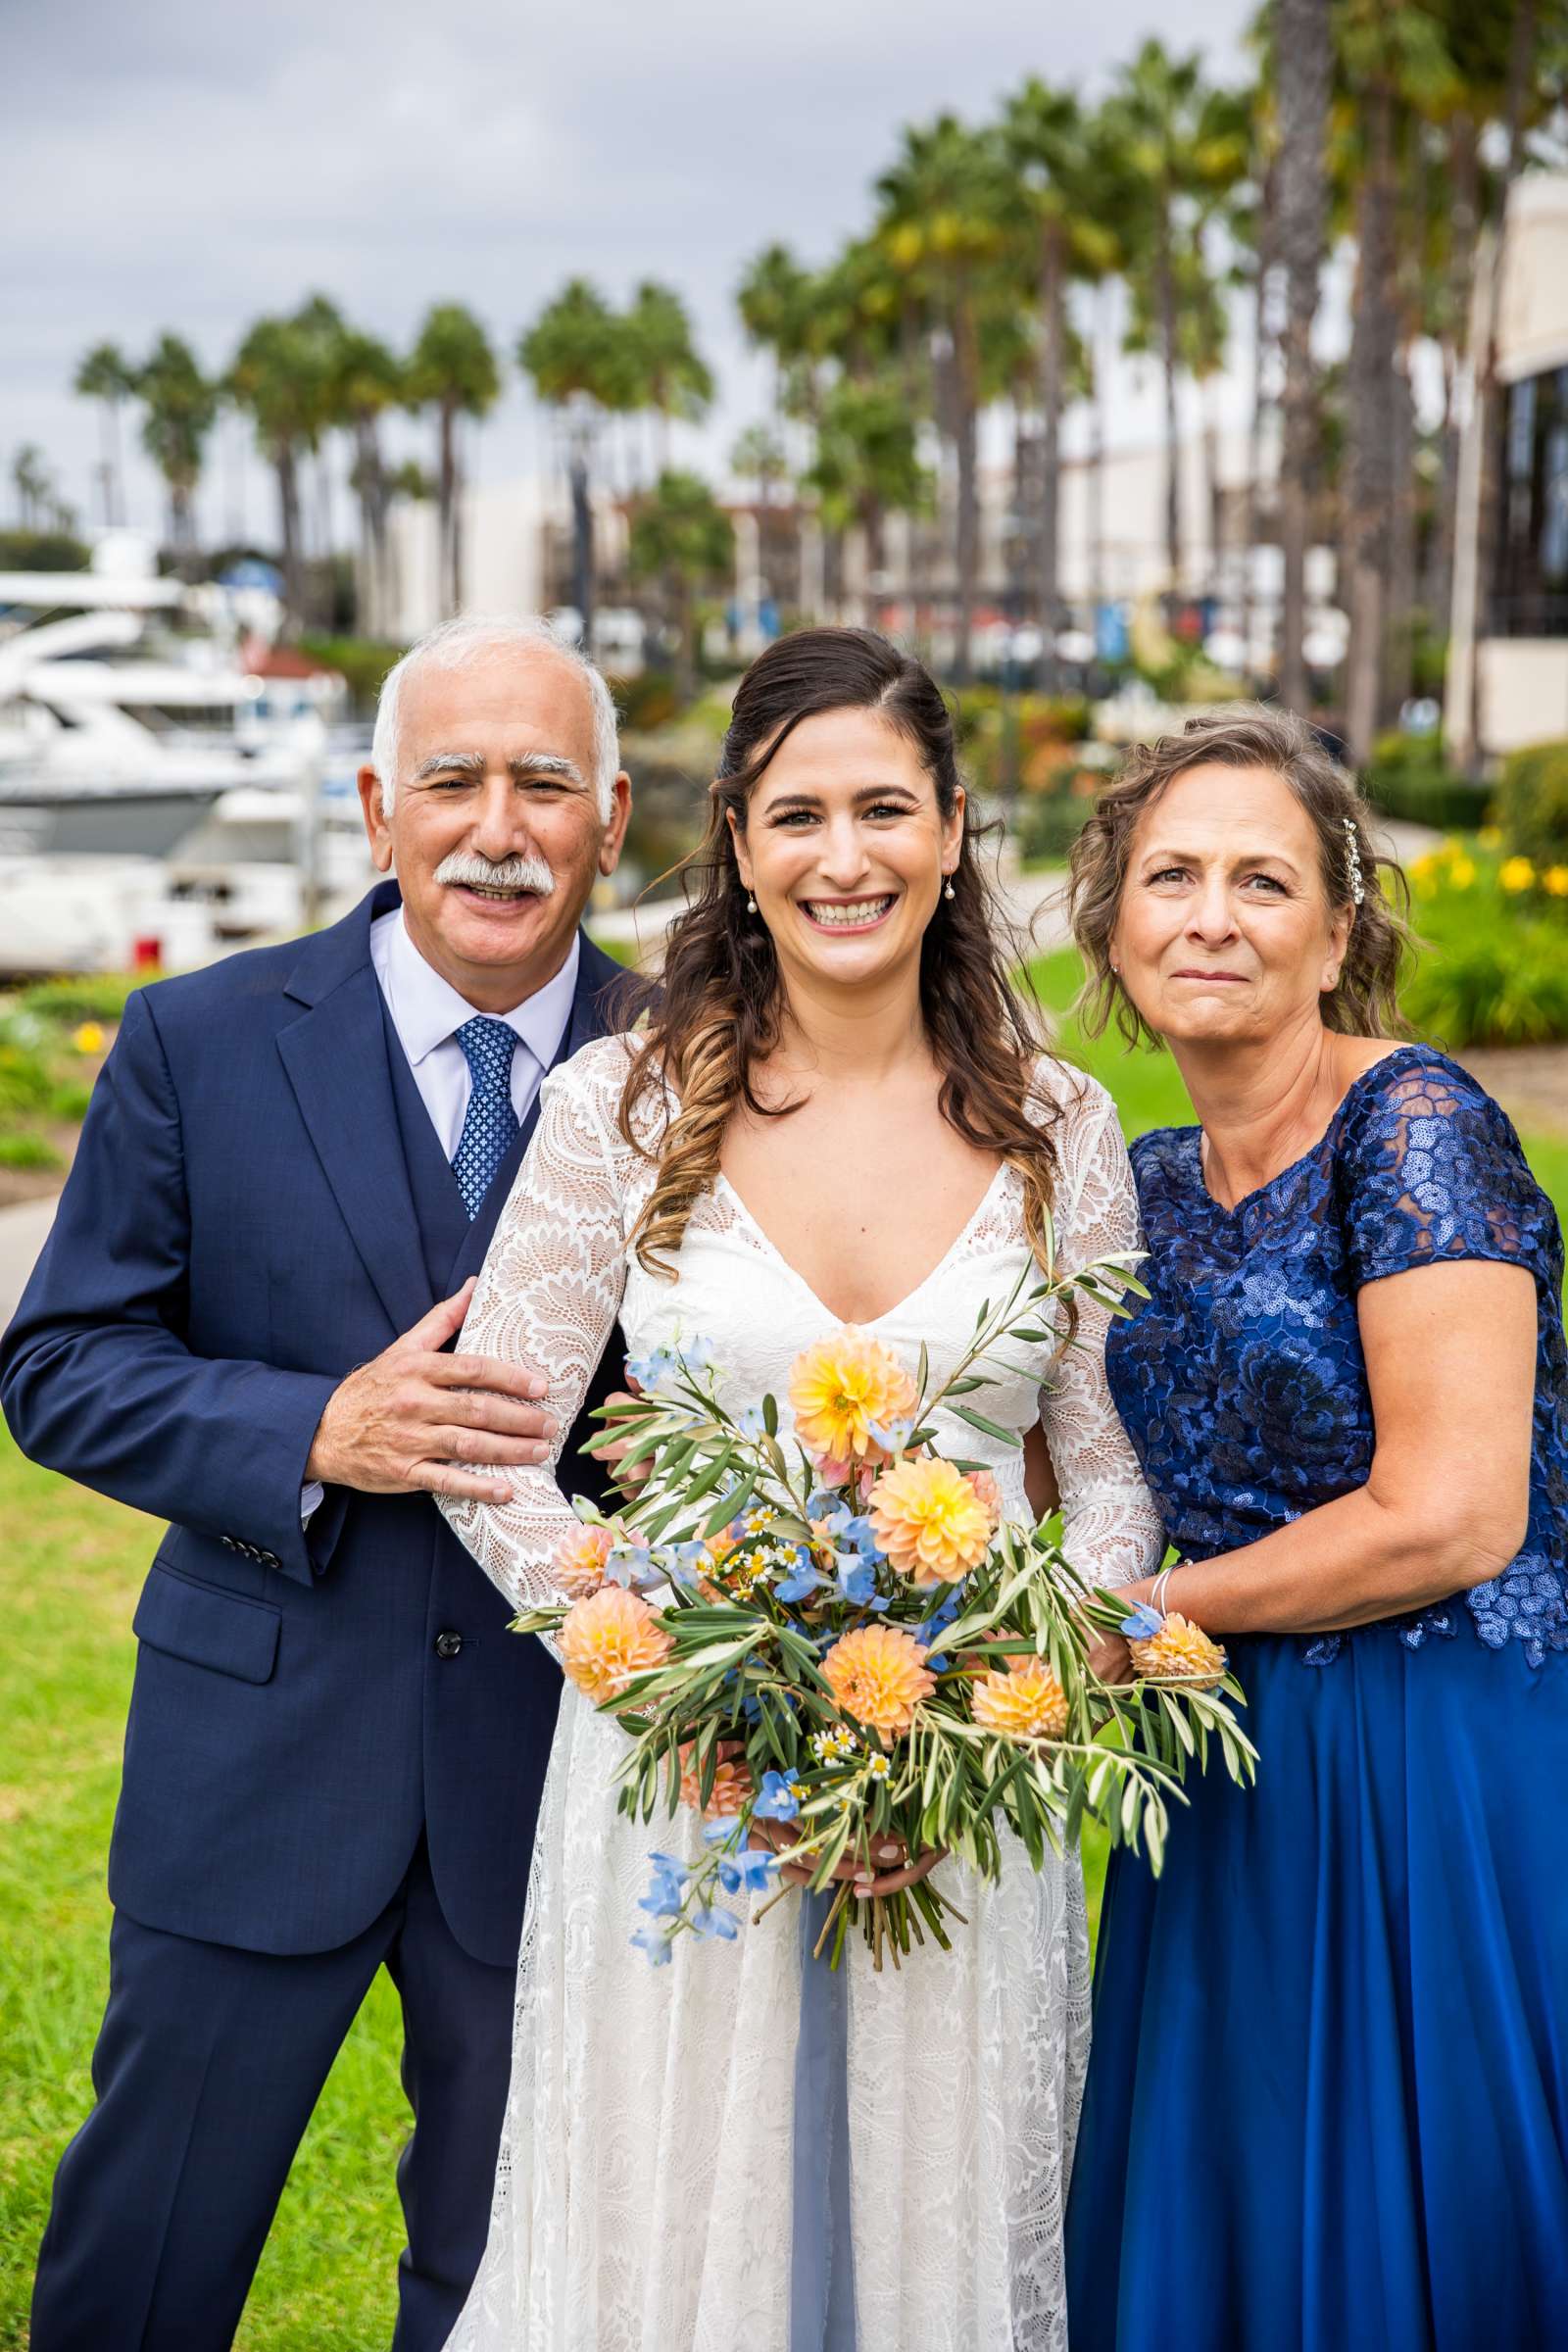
[750,1816,946,1898]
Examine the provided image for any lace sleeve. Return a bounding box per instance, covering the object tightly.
[438,1046,630,1621]
[1037,1075,1166,1590]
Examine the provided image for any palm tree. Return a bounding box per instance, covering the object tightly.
[407,304,502,617]
[1271,0,1332,714]
[1102,42,1250,601]
[137,333,218,556]
[625,282,713,475]
[1336,1,1459,762]
[875,115,1010,680]
[1000,80,1118,678]
[519,279,635,646]
[74,342,137,528]
[228,312,328,627]
[627,468,734,703]
[11,443,52,531]
[324,325,407,637]
[805,375,929,624]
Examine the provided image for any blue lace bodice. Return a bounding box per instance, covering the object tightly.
[1105,1046,1568,1665]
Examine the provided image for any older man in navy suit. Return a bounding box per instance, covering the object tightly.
[2,615,634,2350]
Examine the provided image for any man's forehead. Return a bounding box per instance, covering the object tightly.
[399,647,594,750]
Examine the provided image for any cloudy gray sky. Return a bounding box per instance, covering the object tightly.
[4,0,1255,546]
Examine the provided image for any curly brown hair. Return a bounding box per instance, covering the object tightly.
[614,627,1068,1278]
[1068,704,1416,1048]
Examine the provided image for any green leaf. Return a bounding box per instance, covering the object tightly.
[762,1392,779,1438]
[952,1404,1023,1447]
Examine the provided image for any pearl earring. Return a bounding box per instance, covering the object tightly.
[943,878,956,901]
[746,894,758,914]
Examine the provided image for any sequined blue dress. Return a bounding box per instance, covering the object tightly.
[1065,1047,1568,2352]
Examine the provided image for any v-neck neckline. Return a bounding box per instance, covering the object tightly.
[710,1161,1012,1329]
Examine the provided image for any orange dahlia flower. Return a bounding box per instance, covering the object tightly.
[788,1329,918,1477]
[971,1654,1069,1740]
[551,1521,614,1599]
[678,1740,753,1820]
[559,1587,673,1705]
[868,1456,995,1583]
[1128,1613,1227,1691]
[821,1624,936,1738]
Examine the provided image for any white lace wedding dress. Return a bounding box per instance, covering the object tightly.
[439,1036,1163,2352]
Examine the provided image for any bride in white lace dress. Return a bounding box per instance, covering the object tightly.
[439,630,1162,2351]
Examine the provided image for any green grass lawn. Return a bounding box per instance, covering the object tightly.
[3,960,1564,2347]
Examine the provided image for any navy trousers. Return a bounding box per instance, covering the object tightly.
[30,1838,513,2352]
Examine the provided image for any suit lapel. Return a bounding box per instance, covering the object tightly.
[277,891,434,1336]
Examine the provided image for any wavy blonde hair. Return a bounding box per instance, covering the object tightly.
[612,628,1069,1281]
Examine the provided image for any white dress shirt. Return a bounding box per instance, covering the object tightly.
[368,906,580,1153]
[302,910,581,1523]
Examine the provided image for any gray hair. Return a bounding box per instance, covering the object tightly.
[370,614,621,821]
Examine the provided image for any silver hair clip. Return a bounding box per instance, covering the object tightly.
[1343,816,1365,906]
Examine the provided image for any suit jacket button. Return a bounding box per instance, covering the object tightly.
[434,1630,464,1661]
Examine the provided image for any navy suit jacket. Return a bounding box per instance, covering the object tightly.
[0,882,626,1966]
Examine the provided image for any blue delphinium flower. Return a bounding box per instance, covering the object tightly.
[717,1846,778,1894]
[737,1402,768,1439]
[1120,1600,1165,1639]
[691,1905,739,1941]
[625,1345,680,1391]
[666,1539,710,1588]
[915,1582,967,1668]
[754,1770,801,1822]
[702,1816,745,1846]
[677,1337,714,1376]
[867,1417,915,1453]
[836,1554,886,1608]
[630,1925,674,1966]
[774,1549,825,1603]
[604,1543,656,1589]
[639,1852,689,1917]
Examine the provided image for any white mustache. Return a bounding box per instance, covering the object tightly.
[436,851,556,897]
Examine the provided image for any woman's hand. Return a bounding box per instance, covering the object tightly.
[598,1371,650,1489]
[1083,1628,1133,1685]
[749,1816,946,1898]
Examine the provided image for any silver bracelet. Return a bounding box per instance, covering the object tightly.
[1150,1564,1178,1619]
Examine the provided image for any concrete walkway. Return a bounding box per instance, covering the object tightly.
[0,1196,56,1326]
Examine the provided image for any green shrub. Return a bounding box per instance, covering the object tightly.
[1362,732,1492,831]
[296,635,407,712]
[1403,845,1568,1045]
[0,1132,63,1171]
[0,1041,54,1115]
[610,671,680,734]
[1494,740,1568,866]
[1016,796,1093,866]
[18,973,144,1022]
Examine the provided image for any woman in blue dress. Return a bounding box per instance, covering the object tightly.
[1062,705,1568,2351]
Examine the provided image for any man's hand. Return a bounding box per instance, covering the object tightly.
[305,1278,556,1501]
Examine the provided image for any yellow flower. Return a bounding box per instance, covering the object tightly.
[1478,826,1503,851]
[551,1521,613,1599]
[821,1624,935,1738]
[1447,856,1476,890]
[971,1654,1069,1740]
[1544,865,1568,898]
[788,1329,918,1476]
[72,1021,105,1054]
[559,1587,673,1705]
[1128,1612,1227,1691]
[868,1455,994,1583]
[678,1740,753,1820]
[1499,856,1536,894]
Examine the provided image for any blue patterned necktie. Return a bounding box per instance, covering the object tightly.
[451,1016,521,1217]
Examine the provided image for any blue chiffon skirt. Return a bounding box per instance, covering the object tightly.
[1065,1616,1568,2351]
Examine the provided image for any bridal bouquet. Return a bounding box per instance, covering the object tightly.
[514,1250,1255,1971]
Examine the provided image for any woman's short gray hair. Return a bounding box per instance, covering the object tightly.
[369,614,621,821]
